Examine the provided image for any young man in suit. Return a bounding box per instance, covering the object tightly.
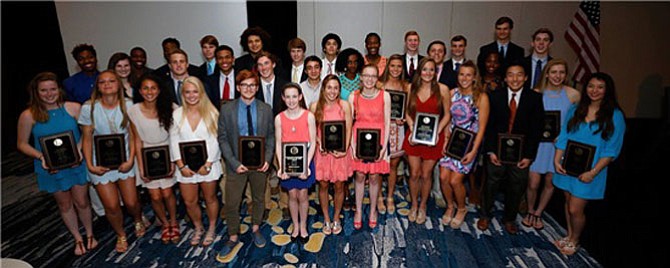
[217,70,275,256]
[441,35,468,89]
[153,37,202,78]
[159,49,208,106]
[477,63,544,234]
[477,17,524,75]
[256,52,288,116]
[285,38,308,84]
[523,28,554,90]
[427,40,447,85]
[199,35,219,76]
[207,45,237,110]
[402,30,424,81]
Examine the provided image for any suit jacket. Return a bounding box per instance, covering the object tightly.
[484,88,545,161]
[522,55,553,90]
[217,99,275,173]
[401,53,424,82]
[157,68,209,106]
[477,41,525,74]
[281,63,308,83]
[438,59,459,89]
[258,76,288,116]
[153,63,202,78]
[206,68,239,110]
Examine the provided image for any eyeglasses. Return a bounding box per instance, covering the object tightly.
[361,74,377,79]
[239,83,258,89]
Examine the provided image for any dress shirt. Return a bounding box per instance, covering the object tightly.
[237,99,258,136]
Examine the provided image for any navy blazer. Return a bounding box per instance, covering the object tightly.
[401,53,424,82]
[206,69,239,110]
[438,60,459,89]
[484,88,544,161]
[477,41,525,74]
[522,55,553,90]
[257,76,288,116]
[156,68,209,106]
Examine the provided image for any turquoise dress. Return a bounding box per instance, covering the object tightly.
[530,88,572,174]
[339,73,360,101]
[32,106,88,193]
[552,106,626,200]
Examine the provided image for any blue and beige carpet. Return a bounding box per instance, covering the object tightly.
[1,153,601,267]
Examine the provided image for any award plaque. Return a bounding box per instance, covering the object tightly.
[541,111,561,142]
[356,128,380,161]
[322,120,345,152]
[38,130,80,170]
[411,112,439,146]
[179,141,208,172]
[238,136,265,170]
[497,133,524,165]
[444,127,475,160]
[94,133,126,169]
[388,91,407,120]
[282,142,307,177]
[141,145,171,180]
[563,140,596,177]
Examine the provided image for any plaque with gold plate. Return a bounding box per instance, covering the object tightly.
[541,111,561,142]
[94,133,126,169]
[563,140,596,177]
[497,133,524,165]
[388,91,407,120]
[179,140,208,171]
[39,130,80,170]
[322,120,345,152]
[141,145,171,179]
[282,142,307,177]
[411,112,439,146]
[356,128,380,161]
[238,136,265,170]
[444,126,475,160]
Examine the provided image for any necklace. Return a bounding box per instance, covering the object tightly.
[361,89,378,98]
[102,104,118,133]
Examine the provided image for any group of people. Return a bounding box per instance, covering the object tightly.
[17,16,625,260]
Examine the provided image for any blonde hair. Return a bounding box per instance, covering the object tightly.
[457,60,484,105]
[85,70,130,130]
[537,58,570,92]
[178,76,219,135]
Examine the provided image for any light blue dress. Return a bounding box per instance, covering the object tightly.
[78,100,135,185]
[530,88,572,174]
[552,106,626,200]
[32,106,89,193]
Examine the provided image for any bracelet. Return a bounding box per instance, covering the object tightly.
[179,165,188,170]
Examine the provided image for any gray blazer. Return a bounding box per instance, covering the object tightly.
[217,98,275,173]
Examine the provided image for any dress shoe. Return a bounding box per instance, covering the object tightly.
[504,222,518,234]
[476,218,490,231]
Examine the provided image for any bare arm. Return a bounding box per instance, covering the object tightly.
[16,110,47,169]
[462,93,490,165]
[274,115,286,179]
[437,84,452,135]
[306,112,317,177]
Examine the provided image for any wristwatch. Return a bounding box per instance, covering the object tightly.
[205,165,212,172]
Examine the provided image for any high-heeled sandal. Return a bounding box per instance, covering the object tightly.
[190,228,204,246]
[354,211,363,230]
[386,198,396,214]
[170,224,181,244]
[161,226,171,244]
[74,239,86,256]
[332,221,342,235]
[87,236,98,251]
[442,205,455,225]
[134,221,146,237]
[202,230,216,247]
[377,197,387,215]
[322,221,332,235]
[450,208,468,229]
[115,236,128,253]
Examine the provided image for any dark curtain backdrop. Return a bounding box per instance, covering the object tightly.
[246,1,297,75]
[2,1,69,156]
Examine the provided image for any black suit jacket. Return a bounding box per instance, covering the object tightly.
[401,53,424,82]
[153,63,202,78]
[156,69,210,106]
[484,88,545,161]
[257,76,288,116]
[477,41,525,74]
[281,63,308,83]
[522,55,553,90]
[438,60,459,89]
[206,69,239,110]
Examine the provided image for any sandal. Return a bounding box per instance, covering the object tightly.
[533,213,545,230]
[332,221,342,235]
[170,224,181,243]
[115,236,128,253]
[377,197,387,215]
[322,222,332,235]
[202,230,216,247]
[521,213,535,228]
[441,205,455,225]
[87,236,98,251]
[386,198,396,215]
[190,228,204,246]
[408,207,418,222]
[161,226,171,244]
[74,239,86,256]
[554,237,569,250]
[134,221,146,237]
[416,209,426,224]
[560,241,580,256]
[450,208,468,229]
[354,211,363,230]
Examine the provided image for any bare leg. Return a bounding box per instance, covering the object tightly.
[333,181,344,222]
[95,182,126,237]
[53,190,85,254]
[318,181,331,223]
[407,156,423,214]
[288,189,300,237]
[439,166,455,215]
[149,188,169,225]
[117,177,142,223]
[368,174,380,223]
[535,173,555,216]
[354,172,366,224]
[180,183,204,230]
[298,189,310,237]
[201,181,220,234]
[70,184,94,240]
[419,160,437,211]
[161,187,178,225]
[567,194,588,244]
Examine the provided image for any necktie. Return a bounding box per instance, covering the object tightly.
[246,105,254,136]
[454,62,461,71]
[176,80,183,105]
[222,76,230,102]
[508,93,517,133]
[409,57,415,77]
[292,67,299,83]
[207,63,213,76]
[533,59,543,88]
[327,63,333,75]
[499,45,505,58]
[265,83,273,108]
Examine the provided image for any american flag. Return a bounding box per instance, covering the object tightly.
[565,1,600,83]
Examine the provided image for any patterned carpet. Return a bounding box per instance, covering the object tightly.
[1,153,601,267]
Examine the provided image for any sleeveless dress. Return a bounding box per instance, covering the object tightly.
[127,104,177,189]
[387,88,406,158]
[339,74,360,101]
[439,88,480,174]
[403,93,446,160]
[350,91,390,174]
[32,106,89,193]
[315,102,353,182]
[279,109,316,190]
[530,88,572,174]
[78,100,135,184]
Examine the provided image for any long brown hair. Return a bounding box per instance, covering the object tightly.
[314,74,343,130]
[567,72,623,140]
[458,60,484,105]
[85,70,130,130]
[27,72,65,123]
[379,54,407,84]
[407,57,442,118]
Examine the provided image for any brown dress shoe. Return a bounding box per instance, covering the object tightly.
[504,222,518,234]
[477,218,490,231]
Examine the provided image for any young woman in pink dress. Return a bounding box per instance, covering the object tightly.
[348,65,391,229]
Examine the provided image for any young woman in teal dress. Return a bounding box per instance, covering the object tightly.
[552,72,626,255]
[17,72,98,256]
